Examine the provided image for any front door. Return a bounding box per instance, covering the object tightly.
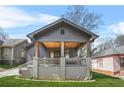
[54,50,60,58]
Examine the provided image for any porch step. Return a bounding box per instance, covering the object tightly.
[27,65,33,68]
[19,67,28,70]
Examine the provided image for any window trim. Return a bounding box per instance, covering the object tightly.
[60,29,65,35]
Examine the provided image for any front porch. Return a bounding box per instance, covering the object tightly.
[19,41,92,80]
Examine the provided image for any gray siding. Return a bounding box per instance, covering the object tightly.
[39,44,47,58]
[26,46,34,61]
[2,47,12,60]
[13,41,27,63]
[37,26,90,42]
[26,45,47,61]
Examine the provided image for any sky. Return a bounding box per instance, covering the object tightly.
[0,5,124,45]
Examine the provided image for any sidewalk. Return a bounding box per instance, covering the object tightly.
[0,68,6,72]
[0,68,19,78]
[117,75,124,80]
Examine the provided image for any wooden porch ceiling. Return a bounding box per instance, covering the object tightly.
[42,42,80,48]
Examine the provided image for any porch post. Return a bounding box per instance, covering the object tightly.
[61,41,64,57]
[34,41,39,57]
[86,41,91,57]
[86,41,92,79]
[60,41,65,80]
[10,47,14,66]
[33,41,40,79]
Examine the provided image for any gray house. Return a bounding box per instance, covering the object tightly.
[19,18,98,80]
[0,39,28,65]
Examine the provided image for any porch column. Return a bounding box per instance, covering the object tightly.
[33,41,40,79]
[34,41,40,57]
[86,41,92,79]
[61,41,64,57]
[60,41,65,80]
[10,47,14,66]
[86,41,91,57]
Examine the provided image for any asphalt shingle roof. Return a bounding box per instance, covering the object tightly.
[0,39,27,47]
[93,45,124,58]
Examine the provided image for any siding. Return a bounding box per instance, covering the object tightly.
[26,46,34,61]
[92,57,114,72]
[26,44,47,61]
[113,56,120,72]
[37,25,90,42]
[2,47,12,60]
[13,41,27,63]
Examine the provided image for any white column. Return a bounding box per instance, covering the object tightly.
[86,41,92,79]
[61,41,64,57]
[86,57,92,79]
[33,57,39,79]
[33,41,40,79]
[86,41,91,57]
[60,57,65,80]
[11,47,14,66]
[60,41,65,80]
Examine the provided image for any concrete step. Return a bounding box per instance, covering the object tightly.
[19,67,28,70]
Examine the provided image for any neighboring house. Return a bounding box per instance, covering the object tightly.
[19,18,98,80]
[0,39,28,65]
[92,45,124,76]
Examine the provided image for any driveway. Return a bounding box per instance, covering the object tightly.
[0,68,19,78]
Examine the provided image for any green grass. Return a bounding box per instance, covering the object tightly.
[0,72,123,87]
[0,64,19,69]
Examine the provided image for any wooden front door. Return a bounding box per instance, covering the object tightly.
[54,50,60,58]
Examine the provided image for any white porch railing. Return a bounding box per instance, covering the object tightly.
[39,58,60,65]
[18,60,33,69]
[39,57,87,66]
[65,58,86,66]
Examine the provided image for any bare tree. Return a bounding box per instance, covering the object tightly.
[115,35,124,46]
[0,27,8,39]
[61,5,103,31]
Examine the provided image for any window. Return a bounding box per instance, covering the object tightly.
[97,58,103,68]
[21,51,24,57]
[120,58,124,67]
[60,29,64,35]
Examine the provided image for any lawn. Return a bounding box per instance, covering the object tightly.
[0,64,19,69]
[0,72,124,87]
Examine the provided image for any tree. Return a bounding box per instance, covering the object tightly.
[115,35,124,46]
[0,27,8,39]
[61,5,103,31]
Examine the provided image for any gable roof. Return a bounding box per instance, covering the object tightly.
[27,18,99,40]
[92,45,124,58]
[0,39,27,47]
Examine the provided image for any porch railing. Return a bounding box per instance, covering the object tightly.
[39,57,87,66]
[39,58,60,65]
[65,58,86,66]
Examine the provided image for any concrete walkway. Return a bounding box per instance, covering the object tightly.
[0,68,6,72]
[0,68,19,78]
[117,75,124,80]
